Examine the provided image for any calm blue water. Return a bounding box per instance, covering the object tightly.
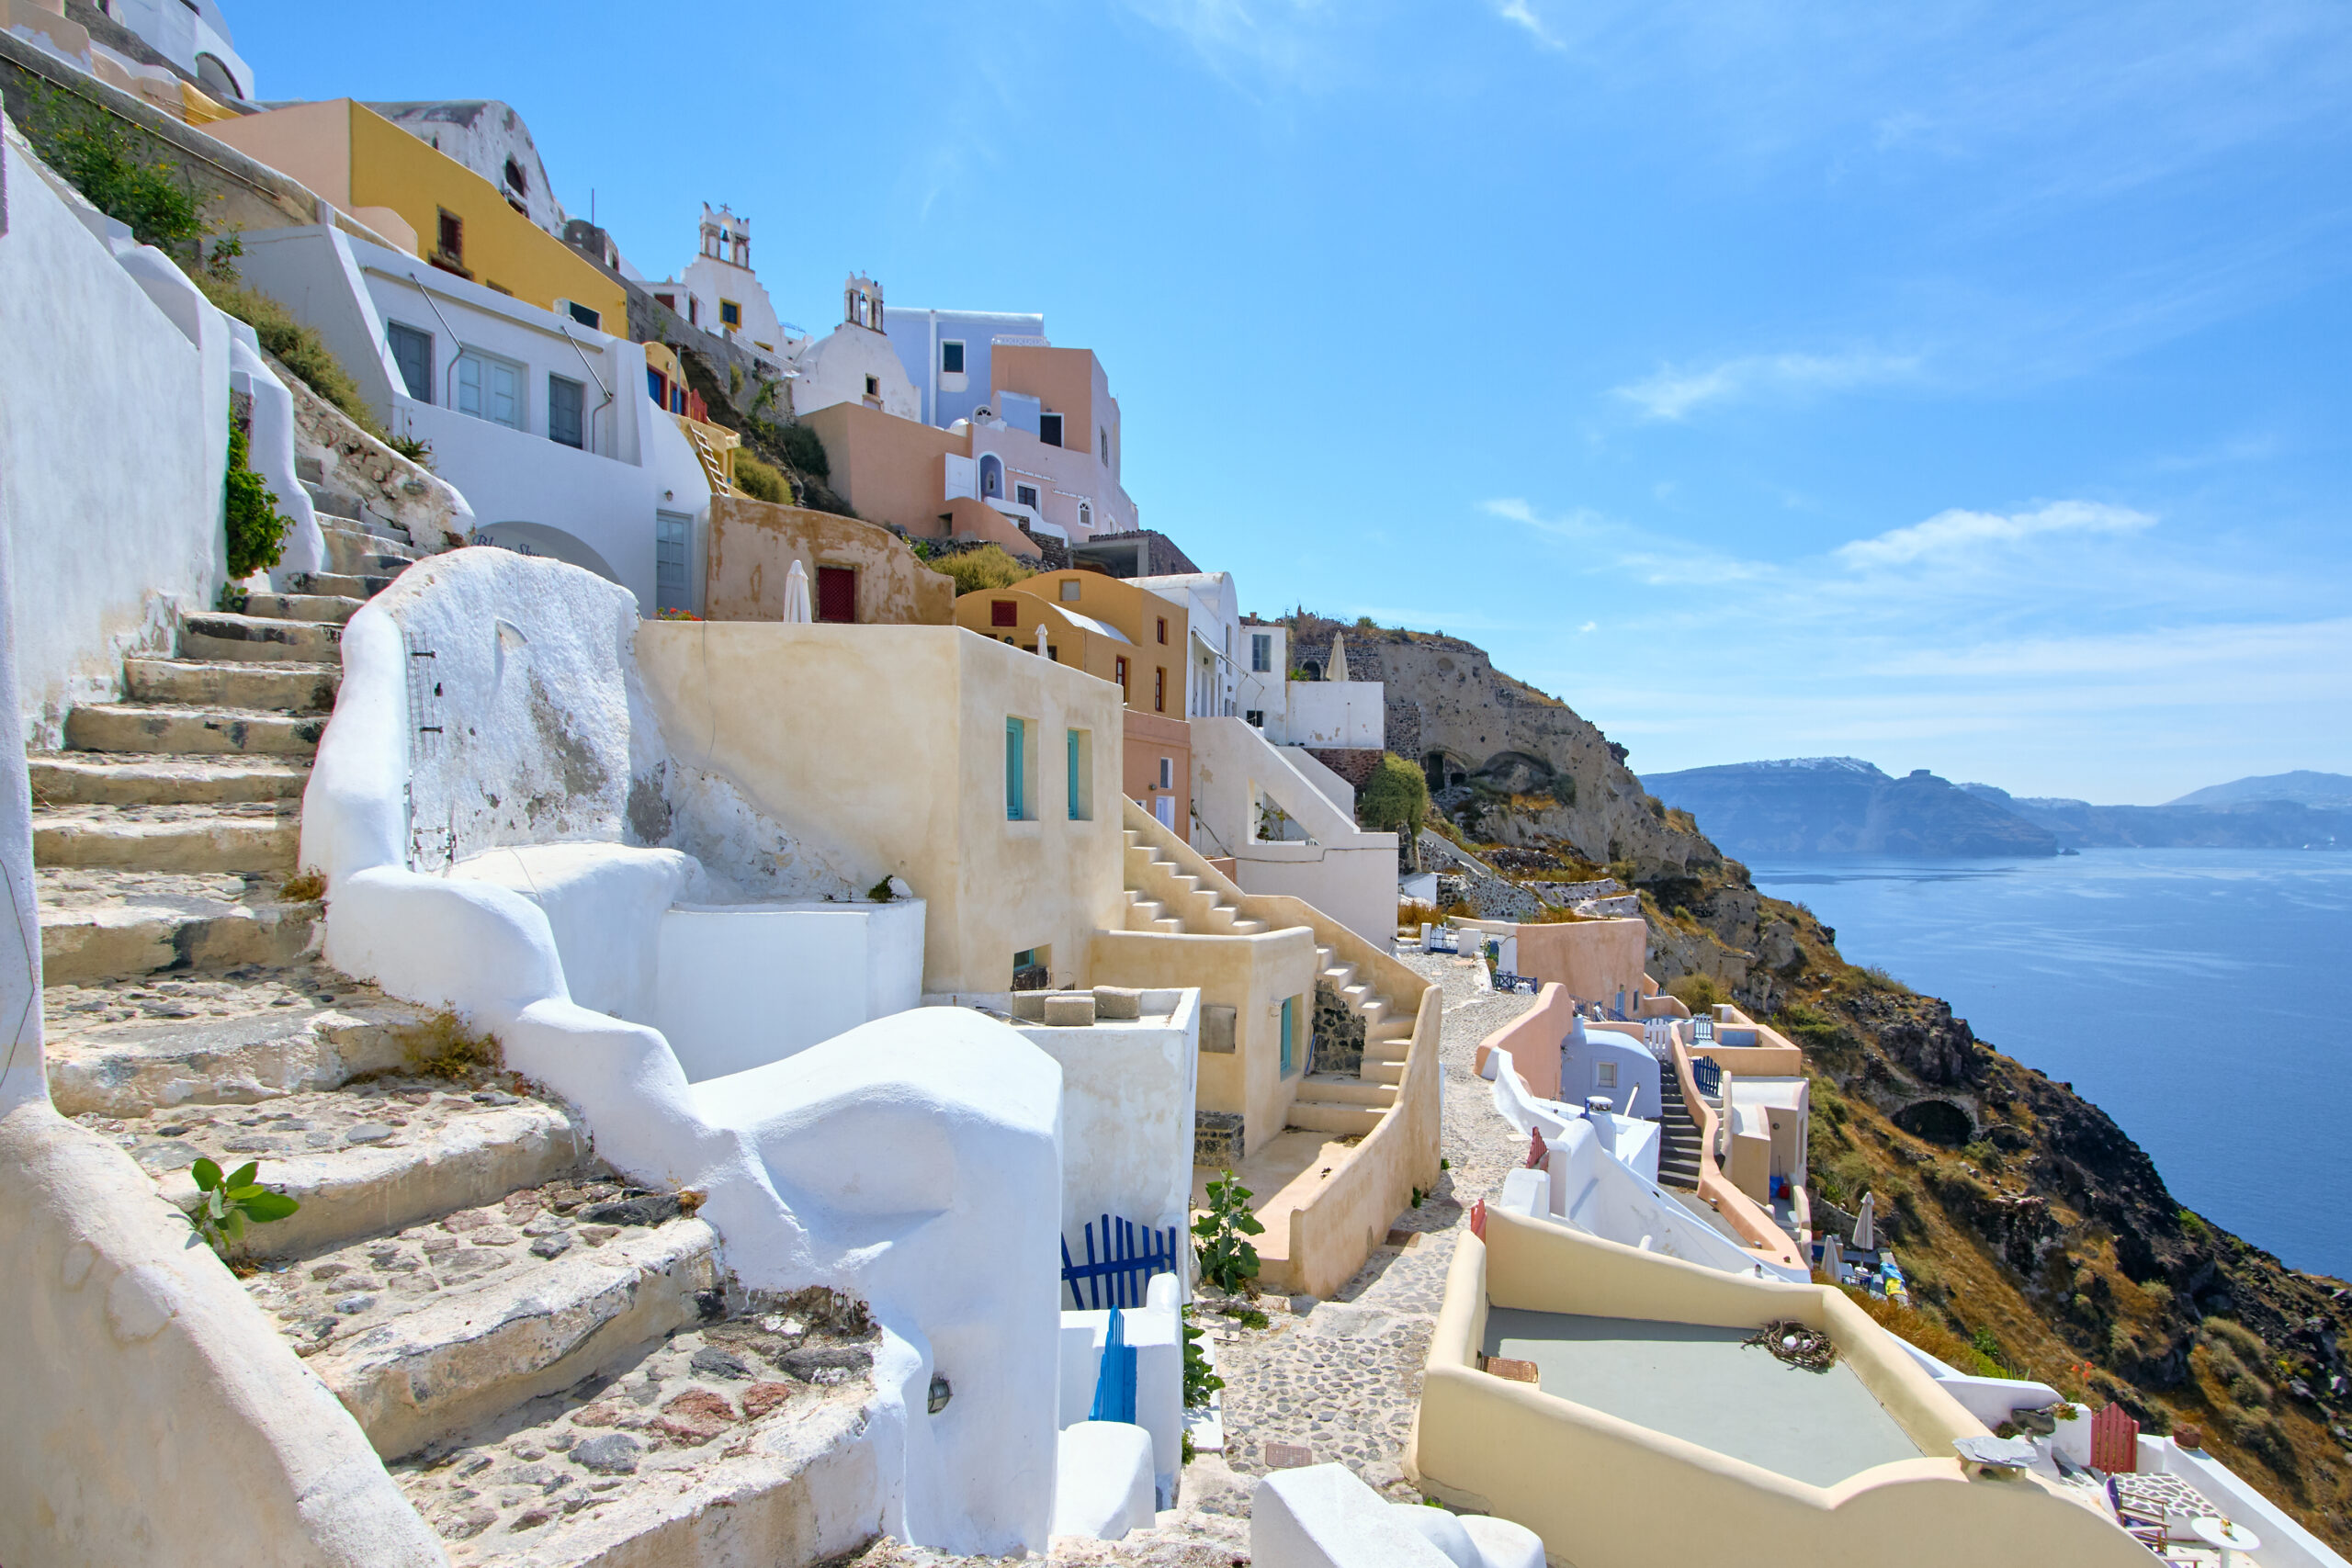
[1747,850,2352,1280]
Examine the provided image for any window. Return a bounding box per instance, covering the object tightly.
[816,565,855,623]
[1280,996,1296,1077]
[648,368,668,405]
[865,374,880,398]
[688,297,699,325]
[1158,757,1173,790]
[1114,656,1128,696]
[1100,427,1109,464]
[1059,580,1081,603]
[1078,502,1091,532]
[435,209,463,265]
[454,350,523,429]
[655,510,693,615]
[503,156,527,196]
[1016,483,1040,510]
[941,340,966,374]
[1246,709,1264,728]
[1250,633,1272,672]
[720,299,741,329]
[654,292,675,312]
[548,375,584,450]
[386,321,432,403]
[1067,728,1092,820]
[1154,667,1165,713]
[1156,617,1168,645]
[990,599,1019,628]
[672,386,687,415]
[1038,412,1063,447]
[1595,1061,1619,1090]
[1005,717,1030,820]
[566,300,600,330]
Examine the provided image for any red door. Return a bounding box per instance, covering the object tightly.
[816,566,855,623]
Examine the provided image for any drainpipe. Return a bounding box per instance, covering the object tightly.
[553,318,615,457]
[409,271,469,412]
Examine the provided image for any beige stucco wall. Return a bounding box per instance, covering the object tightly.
[1408,1210,2151,1568]
[1122,708,1192,824]
[1508,917,1649,1003]
[203,96,354,209]
[705,496,951,625]
[1474,984,1577,1100]
[0,1105,443,1567]
[635,623,1125,993]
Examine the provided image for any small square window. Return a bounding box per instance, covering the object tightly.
[990,599,1018,628]
[720,299,741,329]
[1039,412,1063,447]
[1246,709,1264,728]
[865,374,880,397]
[941,340,966,374]
[1016,484,1039,510]
[1596,1061,1619,1089]
[435,209,463,263]
[566,300,601,330]
[1059,580,1081,602]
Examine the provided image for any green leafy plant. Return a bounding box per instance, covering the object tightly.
[1357,752,1430,835]
[23,86,206,254]
[388,433,435,469]
[223,420,292,578]
[1193,1170,1264,1293]
[182,1157,299,1255]
[1219,1303,1271,1330]
[1182,1306,1223,1411]
[195,276,385,438]
[734,453,789,504]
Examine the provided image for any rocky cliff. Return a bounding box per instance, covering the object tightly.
[1963,784,2351,850]
[1645,757,2060,858]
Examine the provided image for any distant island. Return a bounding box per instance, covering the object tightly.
[1643,759,2351,858]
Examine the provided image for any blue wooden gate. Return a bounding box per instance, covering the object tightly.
[1060,1213,1181,1310]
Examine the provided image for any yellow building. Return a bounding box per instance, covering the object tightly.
[207,99,625,331]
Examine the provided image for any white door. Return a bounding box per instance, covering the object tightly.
[1154,795,1175,829]
[455,351,524,429]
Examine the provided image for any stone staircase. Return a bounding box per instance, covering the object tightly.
[33,472,884,1561]
[1284,942,1418,1138]
[1657,1061,1707,1190]
[1121,828,1269,936]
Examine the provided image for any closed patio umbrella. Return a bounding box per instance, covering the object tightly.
[783,559,812,623]
[1853,1191,1878,1253]
[1329,632,1350,682]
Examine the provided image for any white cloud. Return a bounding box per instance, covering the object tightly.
[1834,500,2154,570]
[1613,350,1920,420]
[1479,496,1606,537]
[1496,0,1562,49]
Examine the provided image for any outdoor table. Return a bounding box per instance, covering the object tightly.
[2189,1515,2260,1568]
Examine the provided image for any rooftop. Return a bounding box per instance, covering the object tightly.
[1479,1308,1924,1488]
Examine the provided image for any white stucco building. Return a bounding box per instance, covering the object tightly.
[645,204,797,367]
[233,223,712,614]
[1136,572,1240,718]
[787,274,922,423]
[365,101,567,238]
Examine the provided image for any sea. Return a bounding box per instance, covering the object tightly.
[1745,849,2352,1280]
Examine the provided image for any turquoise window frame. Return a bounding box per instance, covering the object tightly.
[1068,729,1081,820]
[1280,995,1295,1076]
[1006,717,1025,820]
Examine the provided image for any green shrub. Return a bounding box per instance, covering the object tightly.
[775,420,830,479]
[197,277,384,437]
[734,453,789,504]
[222,420,290,578]
[1666,972,1722,1012]
[1193,1170,1264,1293]
[930,544,1033,594]
[388,434,434,469]
[1852,964,1907,993]
[1358,752,1429,835]
[23,88,205,254]
[1182,1307,1223,1410]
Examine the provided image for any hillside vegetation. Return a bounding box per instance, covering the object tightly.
[1313,611,2352,1549]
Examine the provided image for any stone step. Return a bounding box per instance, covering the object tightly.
[64,702,323,757]
[1299,1073,1395,1108]
[124,657,340,714]
[1285,1099,1385,1137]
[129,1081,589,1259]
[28,751,309,807]
[388,1302,880,1558]
[37,866,316,986]
[290,570,395,599]
[181,612,344,664]
[271,1195,720,1461]
[33,801,300,873]
[242,592,363,626]
[296,455,325,485]
[302,480,361,520]
[325,523,419,561]
[1363,1059,1406,1088]
[43,968,430,1116]
[1368,1017,1415,1043]
[1363,1037,1410,1066]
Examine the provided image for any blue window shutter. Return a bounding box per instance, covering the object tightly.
[1006,718,1023,820]
[1067,730,1080,819]
[1280,996,1295,1075]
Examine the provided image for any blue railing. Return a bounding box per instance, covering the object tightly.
[1691,1055,1723,1099]
[1060,1214,1181,1310]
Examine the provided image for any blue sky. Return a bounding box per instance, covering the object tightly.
[234,0,2352,803]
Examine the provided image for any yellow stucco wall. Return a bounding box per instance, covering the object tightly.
[706,497,952,625]
[633,622,1125,994]
[1408,1212,2153,1568]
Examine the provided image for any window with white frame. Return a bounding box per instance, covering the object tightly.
[1595,1061,1618,1089]
[1251,633,1272,673]
[454,349,524,430]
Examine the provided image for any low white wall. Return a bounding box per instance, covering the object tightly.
[1017,988,1199,1250]
[0,122,224,743]
[1057,1274,1184,1504]
[2142,1438,2352,1568]
[656,900,925,1080]
[1192,716,1397,949]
